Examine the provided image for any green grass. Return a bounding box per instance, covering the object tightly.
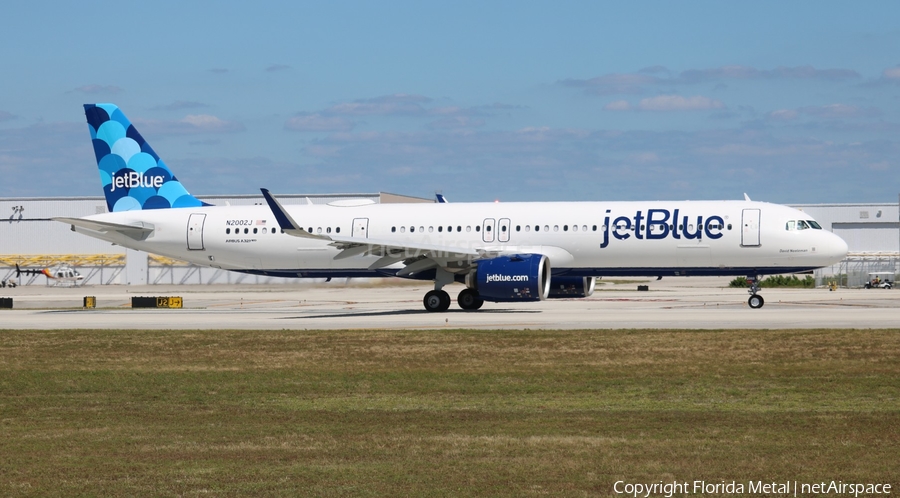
[729,275,817,288]
[1,329,898,496]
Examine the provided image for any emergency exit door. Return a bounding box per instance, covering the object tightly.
[353,218,369,238]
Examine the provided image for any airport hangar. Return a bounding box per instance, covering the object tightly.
[2,194,898,288]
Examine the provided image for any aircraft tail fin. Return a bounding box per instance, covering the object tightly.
[84,103,207,212]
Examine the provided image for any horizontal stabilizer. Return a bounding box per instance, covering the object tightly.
[53,217,154,240]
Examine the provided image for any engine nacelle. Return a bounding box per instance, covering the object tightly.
[471,254,550,302]
[546,276,596,298]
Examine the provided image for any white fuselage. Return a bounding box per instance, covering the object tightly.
[70,200,848,279]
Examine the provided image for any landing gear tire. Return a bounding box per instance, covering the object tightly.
[424,290,451,312]
[458,288,484,311]
[748,294,765,309]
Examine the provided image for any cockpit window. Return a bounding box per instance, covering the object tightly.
[787,219,823,231]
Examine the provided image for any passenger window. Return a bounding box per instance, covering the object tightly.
[392,227,396,233]
[438,226,443,232]
[525,225,531,232]
[554,225,559,232]
[476,226,480,232]
[515,225,520,232]
[262,228,267,234]
[486,225,491,232]
[457,226,462,232]
[582,225,587,232]
[226,228,231,234]
[419,226,424,232]
[244,228,249,234]
[411,227,415,233]
[592,225,597,231]
[535,225,540,232]
[563,225,568,231]
[326,227,331,233]
[429,226,433,233]
[253,228,258,234]
[400,226,406,233]
[573,225,578,232]
[466,226,471,232]
[501,226,507,232]
[336,227,340,233]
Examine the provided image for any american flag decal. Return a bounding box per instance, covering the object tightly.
[256,220,266,225]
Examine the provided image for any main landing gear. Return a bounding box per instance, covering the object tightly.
[422,268,484,312]
[422,288,484,312]
[746,275,765,309]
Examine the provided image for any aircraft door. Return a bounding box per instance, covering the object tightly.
[482,218,495,243]
[187,213,206,250]
[498,218,511,243]
[741,209,761,247]
[353,218,369,238]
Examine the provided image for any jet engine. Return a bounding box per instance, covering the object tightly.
[468,254,550,302]
[546,276,596,298]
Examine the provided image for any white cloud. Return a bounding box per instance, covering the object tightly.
[151,101,211,111]
[799,104,880,119]
[881,66,900,80]
[768,109,799,121]
[637,95,724,111]
[768,104,881,121]
[425,116,485,130]
[560,65,860,95]
[72,84,122,95]
[131,115,245,135]
[180,115,245,132]
[604,100,631,111]
[284,114,355,132]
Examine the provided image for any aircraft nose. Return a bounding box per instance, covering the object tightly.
[827,232,849,260]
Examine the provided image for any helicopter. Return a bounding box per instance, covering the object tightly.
[11,263,85,287]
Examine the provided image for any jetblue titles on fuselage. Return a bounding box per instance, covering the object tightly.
[599,208,726,248]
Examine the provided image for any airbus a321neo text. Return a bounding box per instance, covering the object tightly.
[56,104,849,311]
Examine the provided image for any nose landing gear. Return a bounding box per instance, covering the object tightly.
[746,275,765,309]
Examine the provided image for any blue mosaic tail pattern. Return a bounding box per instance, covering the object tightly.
[84,103,205,212]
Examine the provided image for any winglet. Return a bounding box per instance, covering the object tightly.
[260,188,330,240]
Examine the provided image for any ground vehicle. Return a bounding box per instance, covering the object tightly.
[864,272,894,289]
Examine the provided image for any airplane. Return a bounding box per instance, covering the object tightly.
[14,263,85,286]
[54,103,849,311]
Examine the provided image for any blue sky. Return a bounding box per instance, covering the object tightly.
[1,1,899,203]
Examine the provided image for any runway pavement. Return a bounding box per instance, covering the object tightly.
[1,277,897,330]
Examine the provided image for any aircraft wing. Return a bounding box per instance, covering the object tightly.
[53,217,154,240]
[260,189,485,273]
